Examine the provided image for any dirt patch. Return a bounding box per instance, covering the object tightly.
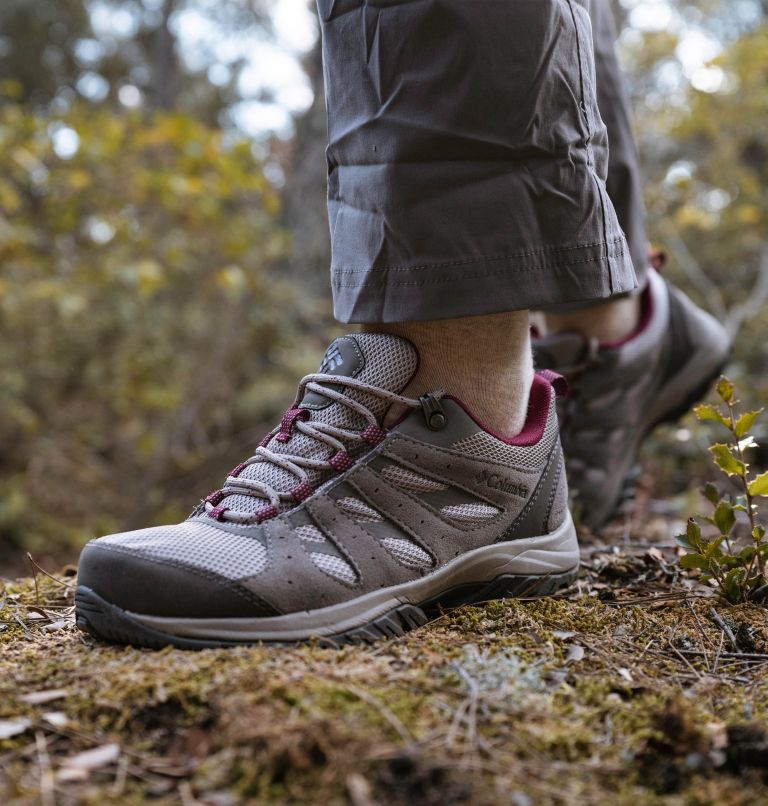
[2,552,768,804]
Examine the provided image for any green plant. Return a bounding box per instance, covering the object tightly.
[677,377,768,604]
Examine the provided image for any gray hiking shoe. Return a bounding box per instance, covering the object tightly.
[76,333,578,648]
[533,269,731,531]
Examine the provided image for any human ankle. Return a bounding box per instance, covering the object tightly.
[360,310,533,436]
[543,294,642,343]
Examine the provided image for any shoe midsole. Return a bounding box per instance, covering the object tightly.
[128,514,579,642]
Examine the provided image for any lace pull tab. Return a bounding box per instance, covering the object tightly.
[420,393,446,431]
[538,370,569,399]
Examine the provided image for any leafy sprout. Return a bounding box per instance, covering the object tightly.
[677,377,768,604]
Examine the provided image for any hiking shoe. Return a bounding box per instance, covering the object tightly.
[76,333,578,648]
[533,269,731,530]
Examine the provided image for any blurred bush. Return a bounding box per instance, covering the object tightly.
[1,0,768,570]
[622,17,768,498]
[0,93,324,563]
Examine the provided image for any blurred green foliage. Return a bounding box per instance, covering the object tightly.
[0,90,326,563]
[618,15,768,499]
[1,0,768,569]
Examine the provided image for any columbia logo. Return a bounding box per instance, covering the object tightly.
[320,345,344,374]
[475,470,528,498]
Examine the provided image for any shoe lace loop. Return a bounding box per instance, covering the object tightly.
[203,373,422,525]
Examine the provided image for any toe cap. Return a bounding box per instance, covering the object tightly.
[78,540,280,619]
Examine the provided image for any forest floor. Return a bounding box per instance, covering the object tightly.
[2,497,768,805]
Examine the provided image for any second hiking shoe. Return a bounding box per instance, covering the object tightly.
[76,333,578,648]
[534,269,731,530]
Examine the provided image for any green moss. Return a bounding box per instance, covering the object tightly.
[2,575,768,805]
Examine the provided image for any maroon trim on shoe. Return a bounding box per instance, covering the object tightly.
[290,481,315,502]
[537,369,568,398]
[445,374,554,448]
[253,505,279,523]
[208,505,229,521]
[205,490,225,507]
[276,407,311,443]
[599,270,655,350]
[229,462,248,478]
[329,450,354,472]
[361,423,387,446]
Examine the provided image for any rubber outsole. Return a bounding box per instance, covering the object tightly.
[75,567,578,650]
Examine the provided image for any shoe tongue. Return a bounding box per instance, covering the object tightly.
[220,333,418,516]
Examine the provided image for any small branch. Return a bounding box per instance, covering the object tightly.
[26,554,74,591]
[712,630,725,675]
[725,244,768,338]
[660,224,726,320]
[28,554,40,605]
[709,608,739,652]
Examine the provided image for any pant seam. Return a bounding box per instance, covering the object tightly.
[331,237,626,275]
[333,245,627,288]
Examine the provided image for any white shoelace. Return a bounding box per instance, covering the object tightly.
[203,373,423,524]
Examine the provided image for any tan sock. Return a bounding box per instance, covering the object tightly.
[542,294,642,343]
[362,310,533,436]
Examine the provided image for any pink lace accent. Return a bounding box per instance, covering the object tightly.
[329,450,354,472]
[361,424,386,446]
[253,504,279,523]
[205,490,225,506]
[276,407,310,443]
[290,481,315,502]
[229,462,248,478]
[208,505,229,521]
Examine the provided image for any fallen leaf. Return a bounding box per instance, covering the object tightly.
[42,711,70,728]
[61,743,120,772]
[618,667,633,683]
[347,772,376,806]
[553,630,577,640]
[20,689,69,705]
[43,619,70,632]
[566,645,585,663]
[0,718,32,739]
[706,721,729,751]
[645,547,664,562]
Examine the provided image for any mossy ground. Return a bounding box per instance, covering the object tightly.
[2,537,768,805]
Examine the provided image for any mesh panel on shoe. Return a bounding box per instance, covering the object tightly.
[380,465,449,493]
[222,334,417,516]
[97,522,268,580]
[451,403,557,468]
[309,553,357,584]
[337,497,383,523]
[381,537,433,570]
[440,503,500,525]
[296,524,326,543]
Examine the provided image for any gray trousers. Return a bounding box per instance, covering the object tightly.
[317,0,647,323]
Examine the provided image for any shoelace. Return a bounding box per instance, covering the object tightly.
[202,373,422,525]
